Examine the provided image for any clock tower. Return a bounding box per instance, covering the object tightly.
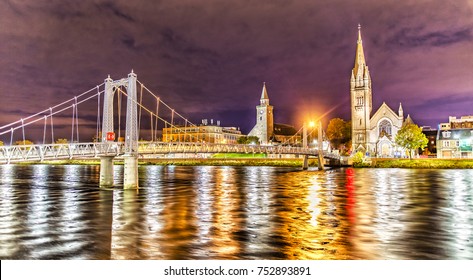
[248,83,274,144]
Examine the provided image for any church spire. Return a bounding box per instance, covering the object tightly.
[354,24,367,78]
[398,102,404,118]
[260,82,269,105]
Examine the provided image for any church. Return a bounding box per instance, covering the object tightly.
[350,25,413,157]
[248,83,299,145]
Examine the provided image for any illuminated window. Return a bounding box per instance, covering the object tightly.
[378,120,392,138]
[442,131,451,138]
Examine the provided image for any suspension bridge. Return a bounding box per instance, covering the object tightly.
[0,71,340,188]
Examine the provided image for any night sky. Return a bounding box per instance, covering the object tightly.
[1,0,472,139]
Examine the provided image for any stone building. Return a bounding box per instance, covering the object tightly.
[248,83,300,145]
[350,25,412,157]
[163,119,243,144]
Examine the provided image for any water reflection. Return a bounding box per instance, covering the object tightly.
[0,165,472,260]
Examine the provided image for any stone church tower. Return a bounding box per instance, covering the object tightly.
[350,25,372,154]
[248,83,274,144]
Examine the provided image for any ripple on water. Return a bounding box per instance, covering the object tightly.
[0,165,472,259]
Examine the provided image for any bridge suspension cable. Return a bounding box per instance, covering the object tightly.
[116,82,202,143]
[0,83,105,145]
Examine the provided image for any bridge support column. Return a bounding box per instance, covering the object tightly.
[318,154,324,171]
[123,155,138,189]
[317,120,324,171]
[100,156,115,187]
[302,155,309,170]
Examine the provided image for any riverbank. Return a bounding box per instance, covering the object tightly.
[140,158,320,167]
[17,157,473,169]
[32,158,320,167]
[369,158,473,169]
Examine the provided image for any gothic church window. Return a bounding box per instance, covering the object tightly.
[378,120,392,138]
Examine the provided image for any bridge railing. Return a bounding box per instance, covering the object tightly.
[0,141,339,164]
[136,142,340,159]
[0,142,124,164]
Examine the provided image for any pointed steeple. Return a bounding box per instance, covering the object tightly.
[398,102,404,118]
[260,82,269,105]
[404,114,414,125]
[354,24,367,78]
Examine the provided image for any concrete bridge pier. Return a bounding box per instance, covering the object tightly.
[99,156,115,187]
[318,154,324,171]
[302,155,309,170]
[123,154,139,189]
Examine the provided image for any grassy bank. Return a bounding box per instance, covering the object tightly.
[140,158,319,167]
[370,158,473,169]
[17,157,320,167]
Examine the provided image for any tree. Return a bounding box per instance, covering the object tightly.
[55,138,69,144]
[326,118,352,155]
[0,140,3,146]
[395,123,428,159]
[14,140,34,145]
[237,136,260,144]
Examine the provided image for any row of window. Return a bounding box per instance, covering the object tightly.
[442,139,472,147]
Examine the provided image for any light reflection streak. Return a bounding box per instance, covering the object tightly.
[244,167,272,258]
[450,170,473,258]
[59,166,85,243]
[373,169,406,245]
[0,165,20,257]
[1,165,473,260]
[143,166,164,234]
[209,166,242,258]
[307,176,321,227]
[111,189,143,259]
[195,166,214,242]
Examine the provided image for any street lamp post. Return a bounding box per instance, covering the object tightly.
[303,121,324,170]
[317,120,324,171]
[302,122,309,170]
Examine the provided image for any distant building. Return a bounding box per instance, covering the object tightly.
[248,83,300,145]
[421,126,437,156]
[437,116,473,158]
[162,119,244,144]
[248,83,274,144]
[350,25,413,157]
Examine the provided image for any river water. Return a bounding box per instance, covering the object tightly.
[0,165,472,260]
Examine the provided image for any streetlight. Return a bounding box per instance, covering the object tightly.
[302,120,324,171]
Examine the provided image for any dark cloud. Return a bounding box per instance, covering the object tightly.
[0,0,472,142]
[96,1,135,23]
[389,27,473,48]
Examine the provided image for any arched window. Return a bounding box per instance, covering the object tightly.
[357,96,364,106]
[379,119,392,138]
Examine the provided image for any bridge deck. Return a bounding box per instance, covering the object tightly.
[0,142,340,164]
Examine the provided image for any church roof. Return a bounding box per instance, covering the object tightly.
[274,123,297,136]
[403,114,415,125]
[261,82,269,100]
[370,102,402,127]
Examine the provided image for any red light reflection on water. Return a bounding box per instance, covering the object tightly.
[345,168,356,225]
